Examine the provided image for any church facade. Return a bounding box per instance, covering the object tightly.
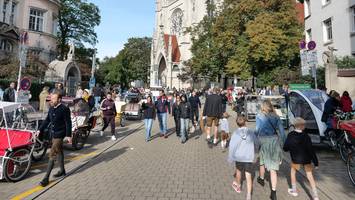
[150,0,222,89]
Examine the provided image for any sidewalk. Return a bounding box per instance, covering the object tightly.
[35,112,330,200]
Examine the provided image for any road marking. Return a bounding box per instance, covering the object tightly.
[10,182,54,200]
[11,152,97,200]
[15,122,144,200]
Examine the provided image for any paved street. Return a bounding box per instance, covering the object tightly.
[1,106,355,200]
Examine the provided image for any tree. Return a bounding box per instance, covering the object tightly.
[58,0,100,60]
[98,37,152,87]
[187,0,303,86]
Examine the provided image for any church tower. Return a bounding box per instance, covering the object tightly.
[150,0,214,89]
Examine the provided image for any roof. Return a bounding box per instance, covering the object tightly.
[164,34,181,63]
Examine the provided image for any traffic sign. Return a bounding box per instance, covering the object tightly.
[89,77,96,89]
[307,41,316,51]
[20,77,31,91]
[299,40,306,49]
[289,84,312,90]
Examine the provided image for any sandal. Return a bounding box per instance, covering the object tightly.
[232,181,241,193]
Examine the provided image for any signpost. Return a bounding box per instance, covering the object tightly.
[16,32,29,102]
[289,83,312,90]
[299,40,318,89]
[90,49,96,91]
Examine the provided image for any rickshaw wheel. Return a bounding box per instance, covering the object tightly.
[347,152,355,186]
[120,114,126,127]
[31,141,48,162]
[4,148,32,182]
[72,129,88,150]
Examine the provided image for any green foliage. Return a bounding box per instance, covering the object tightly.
[98,37,152,87]
[58,0,101,60]
[187,0,303,84]
[335,56,355,69]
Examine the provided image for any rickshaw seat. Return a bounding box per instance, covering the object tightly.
[0,129,33,153]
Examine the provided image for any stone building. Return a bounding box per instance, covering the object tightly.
[0,0,59,64]
[150,0,223,89]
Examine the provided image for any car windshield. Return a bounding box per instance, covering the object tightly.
[300,90,328,110]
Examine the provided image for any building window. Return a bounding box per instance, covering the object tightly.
[0,39,13,52]
[9,1,17,25]
[323,18,333,42]
[2,0,9,23]
[29,8,44,32]
[52,15,58,36]
[306,29,312,42]
[304,0,311,17]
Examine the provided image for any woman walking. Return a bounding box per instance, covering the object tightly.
[256,100,286,200]
[172,94,181,137]
[178,95,192,144]
[142,96,156,142]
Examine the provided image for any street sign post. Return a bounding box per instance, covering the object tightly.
[16,32,29,102]
[299,40,318,89]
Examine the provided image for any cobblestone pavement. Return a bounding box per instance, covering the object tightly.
[34,110,333,200]
[1,107,355,200]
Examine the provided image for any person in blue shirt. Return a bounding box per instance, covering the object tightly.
[255,100,286,200]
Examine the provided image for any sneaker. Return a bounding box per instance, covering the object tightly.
[111,135,117,141]
[313,197,319,200]
[288,189,299,197]
[100,131,104,137]
[213,138,218,145]
[257,177,265,187]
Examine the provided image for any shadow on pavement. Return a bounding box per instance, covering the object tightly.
[72,147,130,175]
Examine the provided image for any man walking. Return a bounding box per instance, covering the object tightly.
[189,90,201,127]
[100,92,117,141]
[3,82,16,102]
[37,92,72,187]
[203,87,223,145]
[155,90,171,138]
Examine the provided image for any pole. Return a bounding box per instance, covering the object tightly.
[16,42,23,102]
[314,65,318,89]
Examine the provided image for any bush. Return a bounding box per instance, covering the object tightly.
[335,56,355,69]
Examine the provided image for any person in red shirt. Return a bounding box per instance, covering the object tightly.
[340,91,353,112]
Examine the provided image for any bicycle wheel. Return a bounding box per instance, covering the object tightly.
[338,134,348,163]
[347,152,355,186]
[4,148,32,182]
[72,129,88,150]
[31,141,48,162]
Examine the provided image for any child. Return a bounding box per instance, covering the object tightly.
[220,112,230,148]
[228,116,258,200]
[283,117,319,200]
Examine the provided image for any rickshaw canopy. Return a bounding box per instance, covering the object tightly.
[0,102,21,113]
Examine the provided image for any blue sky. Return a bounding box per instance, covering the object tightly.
[89,0,155,60]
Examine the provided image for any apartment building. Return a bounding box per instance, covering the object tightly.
[0,0,60,64]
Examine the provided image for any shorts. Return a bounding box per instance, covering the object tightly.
[235,162,255,173]
[291,163,313,172]
[206,116,219,127]
[49,138,63,160]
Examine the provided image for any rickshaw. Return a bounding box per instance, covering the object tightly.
[124,93,143,120]
[340,120,355,186]
[244,95,259,121]
[40,97,97,151]
[0,102,39,182]
[288,90,329,144]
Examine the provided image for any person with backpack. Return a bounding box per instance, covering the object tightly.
[256,100,286,200]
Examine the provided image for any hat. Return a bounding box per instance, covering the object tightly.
[84,89,90,94]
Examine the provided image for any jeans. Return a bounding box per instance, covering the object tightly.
[180,118,190,142]
[144,118,153,141]
[94,96,101,108]
[174,116,181,136]
[157,113,168,135]
[191,109,199,125]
